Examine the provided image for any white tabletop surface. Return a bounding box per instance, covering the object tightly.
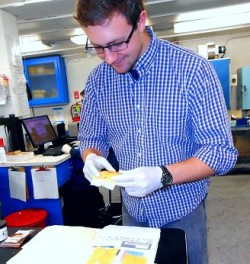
[0,153,70,167]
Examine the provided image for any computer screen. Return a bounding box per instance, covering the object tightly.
[21,115,58,148]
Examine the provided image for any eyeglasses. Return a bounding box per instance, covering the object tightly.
[85,25,135,55]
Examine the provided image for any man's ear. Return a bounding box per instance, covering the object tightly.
[138,10,148,32]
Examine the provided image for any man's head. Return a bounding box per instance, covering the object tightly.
[75,0,144,28]
[74,0,150,73]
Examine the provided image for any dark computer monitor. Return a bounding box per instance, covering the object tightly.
[21,115,58,153]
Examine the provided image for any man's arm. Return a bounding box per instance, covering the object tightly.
[167,157,215,185]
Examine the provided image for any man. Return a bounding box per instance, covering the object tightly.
[75,1,238,263]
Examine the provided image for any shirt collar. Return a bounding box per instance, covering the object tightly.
[130,26,159,80]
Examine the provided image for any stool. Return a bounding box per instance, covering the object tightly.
[4,208,48,228]
[99,190,122,226]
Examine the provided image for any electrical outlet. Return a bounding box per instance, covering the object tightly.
[231,74,237,86]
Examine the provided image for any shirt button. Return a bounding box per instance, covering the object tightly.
[138,153,142,158]
[136,104,140,109]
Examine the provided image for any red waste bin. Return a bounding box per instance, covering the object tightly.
[4,208,48,228]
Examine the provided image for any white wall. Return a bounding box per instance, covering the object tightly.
[32,30,250,126]
[32,55,102,128]
[0,9,29,118]
[175,32,250,74]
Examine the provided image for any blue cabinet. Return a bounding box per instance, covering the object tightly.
[210,58,230,109]
[23,56,69,107]
[0,157,72,225]
[237,67,250,110]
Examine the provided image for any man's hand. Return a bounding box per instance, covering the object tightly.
[83,153,116,182]
[112,166,162,197]
[61,144,72,154]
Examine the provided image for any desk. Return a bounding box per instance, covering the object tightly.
[0,154,71,225]
[0,227,188,264]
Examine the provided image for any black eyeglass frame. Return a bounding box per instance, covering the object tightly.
[85,25,135,54]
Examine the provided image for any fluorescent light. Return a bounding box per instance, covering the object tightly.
[13,0,52,7]
[73,28,85,35]
[174,3,250,34]
[177,3,250,22]
[174,11,250,34]
[145,0,175,5]
[70,35,87,45]
[20,40,51,53]
[0,0,53,8]
[26,0,52,3]
[20,35,40,43]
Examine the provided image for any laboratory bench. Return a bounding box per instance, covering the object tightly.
[0,227,188,264]
[0,154,71,225]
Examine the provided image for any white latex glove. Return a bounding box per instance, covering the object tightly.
[112,166,162,197]
[61,144,72,154]
[83,153,116,182]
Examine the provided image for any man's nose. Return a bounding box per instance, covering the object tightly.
[102,48,118,65]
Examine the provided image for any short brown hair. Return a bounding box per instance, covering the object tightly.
[74,0,145,28]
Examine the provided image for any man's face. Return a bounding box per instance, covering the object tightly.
[84,12,147,73]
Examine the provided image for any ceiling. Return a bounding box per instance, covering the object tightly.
[1,0,250,58]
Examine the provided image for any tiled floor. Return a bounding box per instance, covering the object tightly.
[207,175,250,264]
[101,174,250,264]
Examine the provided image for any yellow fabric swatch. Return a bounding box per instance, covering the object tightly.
[121,253,147,264]
[87,247,118,264]
[93,170,120,181]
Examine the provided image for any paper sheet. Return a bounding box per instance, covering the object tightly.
[31,167,59,199]
[88,225,161,264]
[7,225,160,264]
[53,107,64,123]
[7,226,97,264]
[8,169,27,202]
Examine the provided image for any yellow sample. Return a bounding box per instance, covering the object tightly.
[87,247,118,264]
[95,170,120,181]
[121,253,147,264]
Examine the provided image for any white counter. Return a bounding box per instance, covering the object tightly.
[0,153,70,167]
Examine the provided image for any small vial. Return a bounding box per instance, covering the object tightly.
[0,138,7,163]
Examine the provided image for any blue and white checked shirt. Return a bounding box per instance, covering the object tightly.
[79,27,238,228]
